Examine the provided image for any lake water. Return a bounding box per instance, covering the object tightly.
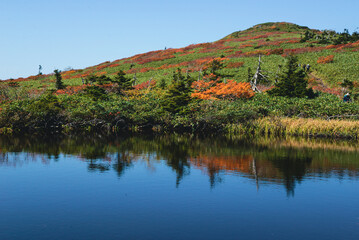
[0,135,358,240]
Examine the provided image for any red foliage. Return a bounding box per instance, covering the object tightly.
[227,51,243,58]
[133,79,157,90]
[139,67,155,73]
[267,48,284,55]
[312,85,341,96]
[130,49,179,64]
[226,62,244,68]
[283,46,325,55]
[179,51,195,56]
[182,43,204,52]
[197,42,233,53]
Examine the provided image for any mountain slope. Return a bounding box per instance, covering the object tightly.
[5,22,359,95]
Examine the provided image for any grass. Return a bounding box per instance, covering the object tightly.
[227,117,359,139]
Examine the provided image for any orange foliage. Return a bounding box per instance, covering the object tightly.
[190,155,254,174]
[95,71,107,76]
[243,49,269,57]
[192,80,254,100]
[317,55,334,64]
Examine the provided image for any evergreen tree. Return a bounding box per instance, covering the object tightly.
[268,55,313,98]
[203,58,225,79]
[159,78,167,89]
[54,69,65,90]
[162,69,194,114]
[111,70,133,94]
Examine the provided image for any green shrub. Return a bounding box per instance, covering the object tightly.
[83,86,109,101]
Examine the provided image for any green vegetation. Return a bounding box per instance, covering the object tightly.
[54,69,65,90]
[162,69,193,114]
[1,22,359,138]
[111,70,133,94]
[268,55,315,98]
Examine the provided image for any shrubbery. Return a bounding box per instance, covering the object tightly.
[0,87,358,135]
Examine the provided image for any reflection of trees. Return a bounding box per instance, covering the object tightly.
[113,152,133,178]
[266,153,312,197]
[151,137,191,187]
[0,134,358,195]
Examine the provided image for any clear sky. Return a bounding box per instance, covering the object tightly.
[1,0,358,80]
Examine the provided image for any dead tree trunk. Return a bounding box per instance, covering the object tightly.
[250,55,268,93]
[252,157,259,191]
[198,68,202,81]
[133,73,137,86]
[148,77,152,90]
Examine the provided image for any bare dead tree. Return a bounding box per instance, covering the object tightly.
[252,157,259,191]
[148,77,152,90]
[250,55,268,92]
[133,73,137,86]
[198,68,202,81]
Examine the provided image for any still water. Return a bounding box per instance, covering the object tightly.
[0,135,358,240]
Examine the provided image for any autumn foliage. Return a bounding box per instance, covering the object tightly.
[133,79,157,90]
[192,80,254,100]
[317,55,334,64]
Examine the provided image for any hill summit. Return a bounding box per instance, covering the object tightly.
[5,22,359,95]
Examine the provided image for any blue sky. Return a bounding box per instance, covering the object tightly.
[1,0,358,80]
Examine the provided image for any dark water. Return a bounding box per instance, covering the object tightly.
[0,135,359,240]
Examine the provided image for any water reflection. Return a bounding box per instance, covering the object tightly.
[0,135,358,196]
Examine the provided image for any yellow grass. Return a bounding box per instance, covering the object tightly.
[227,117,359,139]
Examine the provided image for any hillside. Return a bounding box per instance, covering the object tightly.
[4,22,359,95]
[1,22,359,137]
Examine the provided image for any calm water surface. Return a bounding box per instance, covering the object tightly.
[0,135,358,240]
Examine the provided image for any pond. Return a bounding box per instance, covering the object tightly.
[0,135,358,240]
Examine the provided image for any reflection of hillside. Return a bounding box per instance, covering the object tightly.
[189,153,312,195]
[0,135,358,195]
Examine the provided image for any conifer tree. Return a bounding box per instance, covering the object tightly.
[268,55,313,98]
[203,58,226,81]
[111,70,133,94]
[54,69,65,90]
[159,78,167,89]
[162,69,193,114]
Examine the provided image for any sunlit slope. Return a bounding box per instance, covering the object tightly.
[6,22,359,92]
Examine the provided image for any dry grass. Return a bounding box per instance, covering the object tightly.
[227,117,359,139]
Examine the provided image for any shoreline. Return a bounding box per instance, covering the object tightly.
[1,116,359,140]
